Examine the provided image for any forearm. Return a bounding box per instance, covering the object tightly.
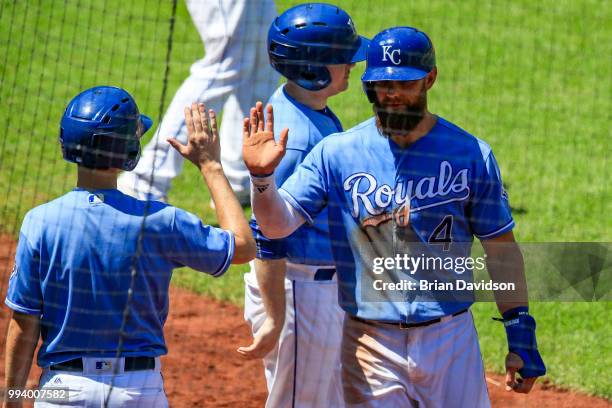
[251,174,305,239]
[484,242,528,314]
[254,259,287,327]
[5,313,39,391]
[201,164,255,263]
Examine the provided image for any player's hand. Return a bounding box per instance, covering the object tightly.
[242,101,288,176]
[168,102,221,172]
[236,317,282,359]
[505,352,537,393]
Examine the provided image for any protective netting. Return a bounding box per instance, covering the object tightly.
[0,0,610,405]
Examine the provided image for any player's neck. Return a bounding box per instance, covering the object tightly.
[285,82,328,110]
[389,112,437,148]
[76,167,118,190]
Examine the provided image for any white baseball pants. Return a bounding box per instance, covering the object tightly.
[34,357,167,407]
[244,263,345,408]
[341,310,490,408]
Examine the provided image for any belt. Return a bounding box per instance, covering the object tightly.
[284,263,336,281]
[352,309,468,330]
[313,267,336,281]
[50,356,155,372]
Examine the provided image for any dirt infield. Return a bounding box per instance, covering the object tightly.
[0,235,609,407]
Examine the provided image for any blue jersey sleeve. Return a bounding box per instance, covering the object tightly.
[279,142,329,225]
[250,218,287,260]
[170,208,235,277]
[5,216,43,315]
[468,152,515,239]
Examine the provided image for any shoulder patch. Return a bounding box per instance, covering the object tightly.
[88,193,104,205]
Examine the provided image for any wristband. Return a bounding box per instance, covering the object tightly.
[250,173,275,194]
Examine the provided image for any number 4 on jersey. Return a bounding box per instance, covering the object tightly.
[429,215,453,251]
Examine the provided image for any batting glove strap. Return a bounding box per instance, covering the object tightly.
[503,312,547,378]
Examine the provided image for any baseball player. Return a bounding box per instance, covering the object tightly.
[3,86,254,407]
[236,4,369,407]
[243,27,546,407]
[118,0,280,203]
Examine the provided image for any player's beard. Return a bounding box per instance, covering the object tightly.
[373,93,427,137]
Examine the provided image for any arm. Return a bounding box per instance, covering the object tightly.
[250,175,305,239]
[168,102,255,264]
[471,151,544,394]
[238,150,308,358]
[4,312,39,408]
[481,231,527,314]
[237,258,286,359]
[203,166,254,264]
[481,231,545,394]
[254,258,286,333]
[243,102,306,239]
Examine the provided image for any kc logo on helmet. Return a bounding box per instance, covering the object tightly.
[381,45,401,65]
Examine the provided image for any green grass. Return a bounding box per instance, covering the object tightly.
[0,0,610,399]
[473,302,612,398]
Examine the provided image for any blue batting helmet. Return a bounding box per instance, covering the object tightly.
[60,86,153,171]
[268,3,370,91]
[362,27,436,102]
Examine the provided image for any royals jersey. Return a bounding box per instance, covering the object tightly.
[6,188,234,367]
[252,85,342,265]
[279,117,514,322]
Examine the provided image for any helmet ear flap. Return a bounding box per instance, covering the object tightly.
[270,54,332,91]
[122,138,142,171]
[295,65,331,91]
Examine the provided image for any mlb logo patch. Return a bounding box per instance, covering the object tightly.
[95,361,112,370]
[88,194,104,205]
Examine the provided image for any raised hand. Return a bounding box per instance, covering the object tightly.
[242,101,288,176]
[168,102,221,171]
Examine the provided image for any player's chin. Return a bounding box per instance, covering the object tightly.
[335,81,350,94]
[329,85,348,98]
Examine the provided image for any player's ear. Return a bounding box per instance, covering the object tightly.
[425,67,437,90]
